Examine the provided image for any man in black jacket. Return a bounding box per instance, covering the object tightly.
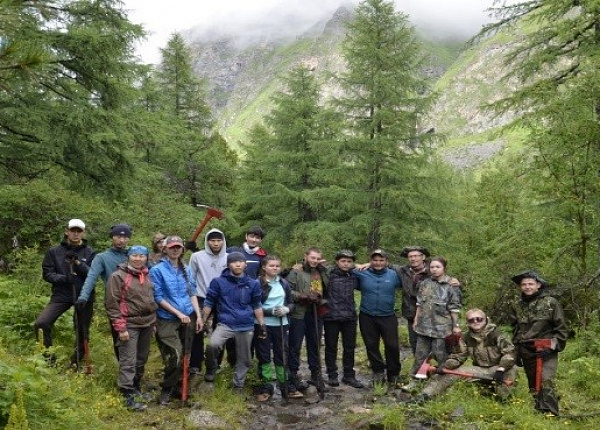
[34,219,95,367]
[323,250,364,388]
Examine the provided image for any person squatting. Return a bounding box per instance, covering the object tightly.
[34,221,568,415]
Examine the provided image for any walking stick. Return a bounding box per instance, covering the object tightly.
[279,316,289,404]
[182,322,191,405]
[312,302,325,400]
[69,261,81,371]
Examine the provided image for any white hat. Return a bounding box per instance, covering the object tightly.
[68,219,86,230]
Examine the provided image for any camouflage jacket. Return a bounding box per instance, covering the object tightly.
[444,322,516,370]
[414,275,461,338]
[508,290,568,353]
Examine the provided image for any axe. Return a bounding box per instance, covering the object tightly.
[186,206,224,251]
[533,338,552,393]
[416,363,514,386]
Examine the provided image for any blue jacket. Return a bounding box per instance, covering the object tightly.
[353,268,401,317]
[150,260,196,321]
[78,246,128,302]
[205,268,262,331]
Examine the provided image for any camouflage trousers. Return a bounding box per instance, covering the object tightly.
[518,347,559,414]
[422,365,517,400]
[411,335,448,375]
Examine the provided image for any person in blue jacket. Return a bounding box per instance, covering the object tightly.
[76,223,132,359]
[353,249,402,387]
[202,252,266,392]
[151,236,203,406]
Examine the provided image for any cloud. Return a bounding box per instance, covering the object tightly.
[123,0,496,63]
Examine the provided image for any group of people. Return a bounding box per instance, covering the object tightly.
[33,219,568,415]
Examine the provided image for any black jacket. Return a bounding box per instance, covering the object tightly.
[323,267,358,322]
[42,239,95,303]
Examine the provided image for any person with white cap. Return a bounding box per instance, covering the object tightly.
[76,223,133,359]
[34,218,95,367]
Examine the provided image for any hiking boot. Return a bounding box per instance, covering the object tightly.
[256,392,271,402]
[204,371,216,382]
[341,377,364,389]
[290,374,309,391]
[327,375,339,387]
[159,388,172,406]
[125,394,148,412]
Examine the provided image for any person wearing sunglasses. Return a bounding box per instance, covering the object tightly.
[409,308,517,403]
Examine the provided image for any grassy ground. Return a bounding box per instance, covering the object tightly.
[2,264,600,429]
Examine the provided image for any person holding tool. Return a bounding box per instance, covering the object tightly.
[105,245,157,411]
[409,308,516,403]
[34,219,95,368]
[509,270,568,416]
[253,255,295,402]
[151,236,203,406]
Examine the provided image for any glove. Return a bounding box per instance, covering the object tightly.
[537,349,553,360]
[258,324,267,339]
[297,294,311,306]
[434,366,446,375]
[273,306,290,317]
[493,369,505,384]
[307,291,320,304]
[65,251,79,263]
[75,299,87,311]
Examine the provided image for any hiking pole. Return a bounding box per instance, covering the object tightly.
[312,302,325,400]
[181,322,191,406]
[279,316,289,405]
[69,260,81,371]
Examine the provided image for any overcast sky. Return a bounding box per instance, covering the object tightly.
[123,0,497,64]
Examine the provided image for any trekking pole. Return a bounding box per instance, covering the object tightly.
[181,322,191,405]
[279,316,289,405]
[69,261,81,371]
[312,302,325,400]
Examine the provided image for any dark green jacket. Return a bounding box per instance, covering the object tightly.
[286,263,329,319]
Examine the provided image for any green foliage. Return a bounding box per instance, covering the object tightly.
[5,389,28,430]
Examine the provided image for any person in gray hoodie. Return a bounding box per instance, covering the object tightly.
[188,229,227,373]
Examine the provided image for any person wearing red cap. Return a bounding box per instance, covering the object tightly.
[34,219,95,368]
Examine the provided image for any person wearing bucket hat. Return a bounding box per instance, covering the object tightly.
[322,250,364,389]
[508,270,568,415]
[76,223,133,359]
[353,249,402,387]
[105,245,156,411]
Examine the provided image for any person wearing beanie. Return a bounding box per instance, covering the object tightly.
[76,223,133,359]
[202,250,265,392]
[227,225,267,279]
[34,218,95,368]
[188,228,227,374]
[105,245,157,411]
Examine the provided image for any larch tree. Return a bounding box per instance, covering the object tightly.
[335,0,435,251]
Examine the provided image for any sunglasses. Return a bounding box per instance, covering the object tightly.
[467,317,485,324]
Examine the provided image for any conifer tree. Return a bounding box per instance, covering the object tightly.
[236,65,342,244]
[156,33,236,207]
[335,0,434,251]
[0,0,145,190]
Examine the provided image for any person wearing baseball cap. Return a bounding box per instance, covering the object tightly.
[151,235,203,405]
[76,223,133,359]
[34,218,95,368]
[508,270,567,415]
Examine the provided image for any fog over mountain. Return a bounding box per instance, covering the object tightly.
[186,0,496,45]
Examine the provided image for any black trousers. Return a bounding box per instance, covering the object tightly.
[358,312,400,381]
[34,299,94,362]
[323,319,357,379]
